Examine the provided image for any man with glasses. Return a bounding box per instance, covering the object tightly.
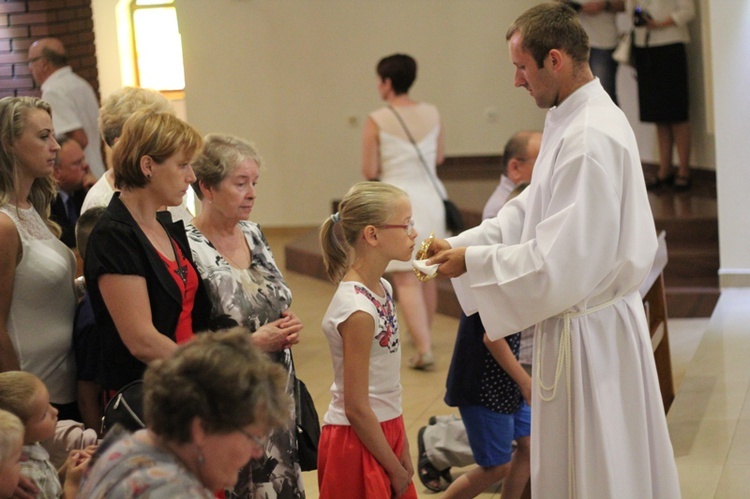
[28,38,105,180]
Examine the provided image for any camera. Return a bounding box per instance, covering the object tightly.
[633,7,653,27]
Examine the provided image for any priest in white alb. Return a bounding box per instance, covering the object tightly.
[426,3,681,498]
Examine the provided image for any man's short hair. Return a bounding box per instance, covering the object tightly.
[503,132,534,174]
[506,2,589,69]
[41,46,68,67]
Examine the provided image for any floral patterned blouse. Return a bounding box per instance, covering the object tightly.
[185,220,305,499]
[77,430,213,498]
[186,221,292,335]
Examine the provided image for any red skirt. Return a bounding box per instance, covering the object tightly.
[318,415,418,499]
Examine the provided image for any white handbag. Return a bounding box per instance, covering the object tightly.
[613,30,635,67]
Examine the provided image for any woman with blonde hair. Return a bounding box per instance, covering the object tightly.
[0,96,78,419]
[84,110,211,395]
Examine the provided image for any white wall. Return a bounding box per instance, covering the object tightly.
[709,1,750,286]
[90,0,714,227]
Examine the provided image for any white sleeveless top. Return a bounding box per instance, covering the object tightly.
[370,103,448,272]
[0,205,76,404]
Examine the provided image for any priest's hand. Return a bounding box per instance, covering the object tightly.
[428,247,467,278]
[421,236,451,258]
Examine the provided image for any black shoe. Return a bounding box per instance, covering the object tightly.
[673,174,692,191]
[646,172,675,191]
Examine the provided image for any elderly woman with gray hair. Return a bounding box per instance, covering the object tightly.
[77,329,290,497]
[186,134,305,499]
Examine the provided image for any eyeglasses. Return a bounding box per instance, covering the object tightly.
[236,427,269,450]
[375,219,415,236]
[28,56,44,65]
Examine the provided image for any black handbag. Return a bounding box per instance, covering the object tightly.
[443,199,465,233]
[388,106,465,234]
[101,380,145,435]
[294,377,321,471]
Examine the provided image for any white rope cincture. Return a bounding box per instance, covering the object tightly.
[534,296,624,499]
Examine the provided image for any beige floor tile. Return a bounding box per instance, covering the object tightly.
[675,464,723,499]
[670,418,736,464]
[726,419,750,465]
[668,318,709,390]
[739,391,750,422]
[668,379,748,423]
[714,464,750,499]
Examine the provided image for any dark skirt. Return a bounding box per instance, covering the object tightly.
[634,42,689,123]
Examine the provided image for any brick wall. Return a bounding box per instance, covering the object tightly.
[0,0,99,99]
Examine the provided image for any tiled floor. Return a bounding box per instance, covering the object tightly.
[266,228,745,498]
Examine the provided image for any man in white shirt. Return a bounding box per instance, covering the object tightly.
[427,3,680,497]
[28,38,105,180]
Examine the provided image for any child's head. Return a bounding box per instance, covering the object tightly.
[319,181,412,282]
[75,206,106,261]
[0,409,24,498]
[0,372,58,444]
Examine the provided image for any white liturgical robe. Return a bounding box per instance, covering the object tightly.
[448,79,681,498]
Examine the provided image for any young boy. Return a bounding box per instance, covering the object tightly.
[0,371,92,498]
[73,207,106,433]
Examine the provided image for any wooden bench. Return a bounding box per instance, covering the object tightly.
[639,231,674,412]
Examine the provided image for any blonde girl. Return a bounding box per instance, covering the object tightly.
[0,409,24,498]
[317,181,418,499]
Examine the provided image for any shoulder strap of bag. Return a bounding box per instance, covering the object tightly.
[387,105,446,201]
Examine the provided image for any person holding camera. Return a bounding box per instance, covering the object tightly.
[628,0,696,191]
[563,1,626,105]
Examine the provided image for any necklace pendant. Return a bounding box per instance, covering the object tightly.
[174,266,188,284]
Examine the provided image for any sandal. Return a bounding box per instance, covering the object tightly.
[673,174,692,191]
[408,351,435,371]
[417,426,452,492]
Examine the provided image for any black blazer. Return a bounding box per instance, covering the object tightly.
[84,193,211,391]
[50,189,86,248]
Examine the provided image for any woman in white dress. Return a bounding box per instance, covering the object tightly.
[0,97,78,419]
[362,53,447,369]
